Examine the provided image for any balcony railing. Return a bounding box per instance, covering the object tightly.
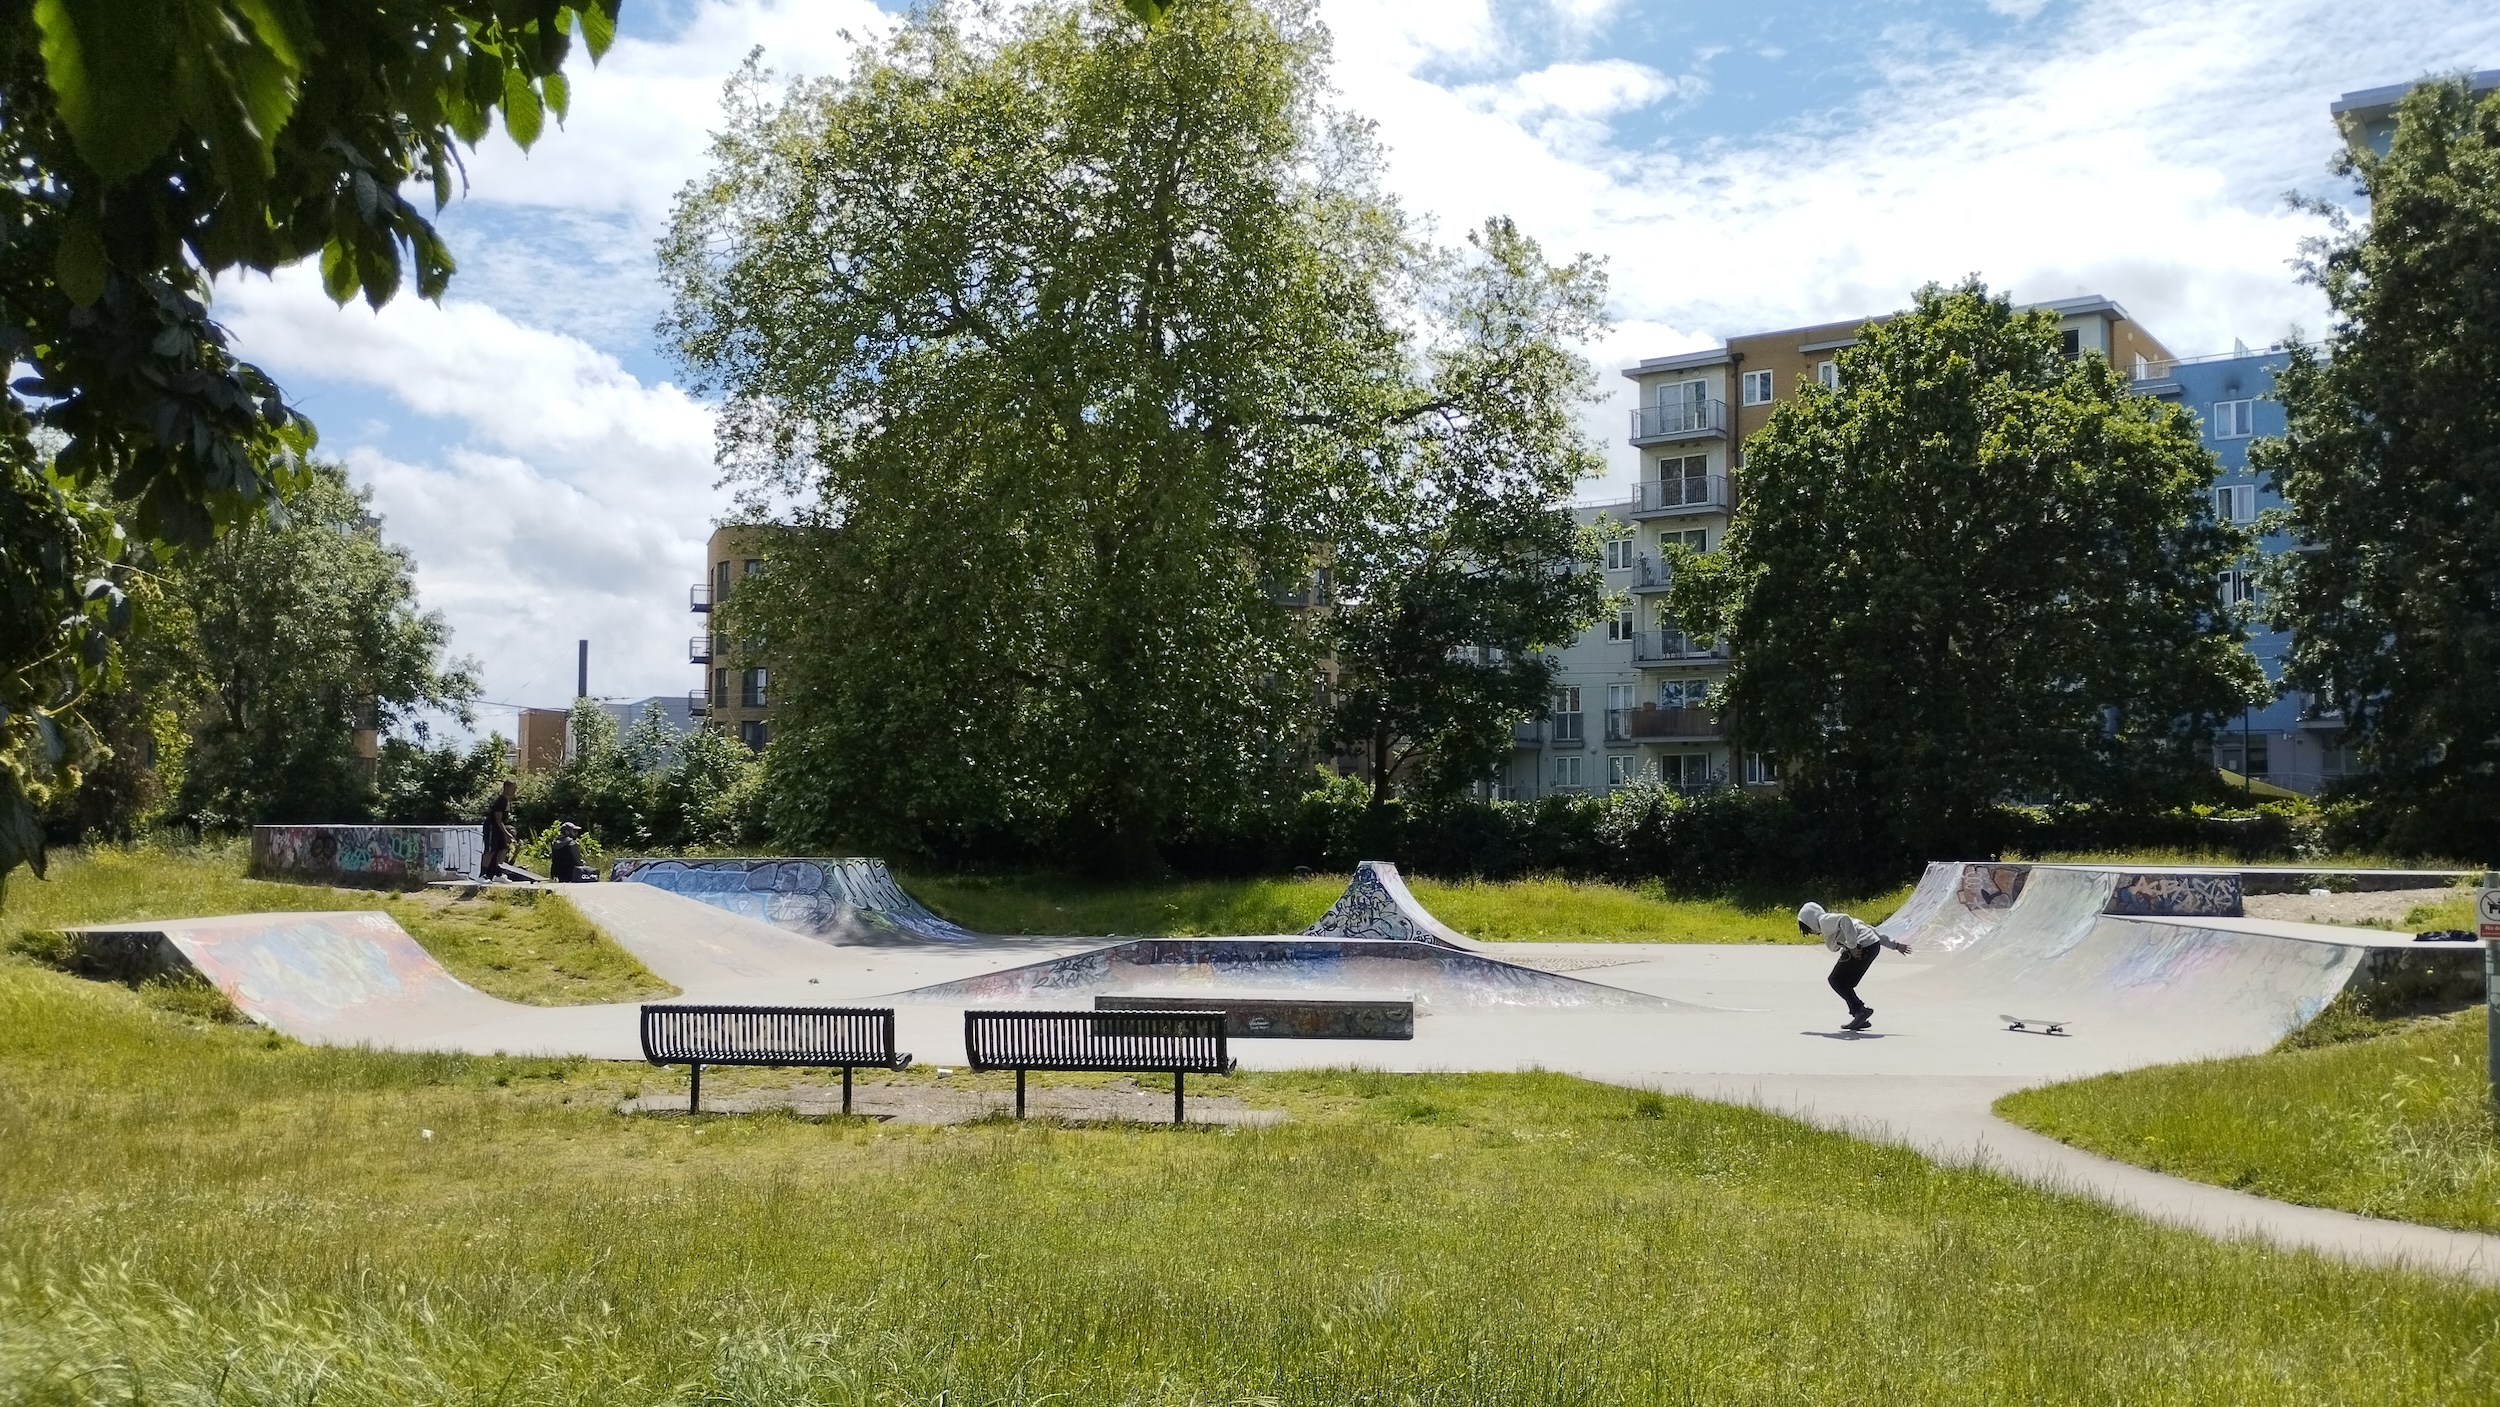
[1631,475,1727,515]
[1630,398,1727,442]
[690,584,713,613]
[1627,704,1719,740]
[1631,555,1673,590]
[688,689,710,718]
[689,635,712,664]
[1632,629,1725,664]
[1511,720,1544,746]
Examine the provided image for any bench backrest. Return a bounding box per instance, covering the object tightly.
[641,1004,899,1067]
[964,1009,1231,1073]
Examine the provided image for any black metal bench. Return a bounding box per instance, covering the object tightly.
[639,1005,910,1114]
[964,1009,1235,1123]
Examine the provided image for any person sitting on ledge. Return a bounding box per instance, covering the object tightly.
[550,821,596,884]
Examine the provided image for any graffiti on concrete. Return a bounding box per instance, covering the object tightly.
[609,857,980,941]
[2104,871,2243,918]
[251,825,484,888]
[1301,861,1467,948]
[1955,864,2029,910]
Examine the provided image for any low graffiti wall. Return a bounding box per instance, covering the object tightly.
[2103,871,2243,918]
[250,825,484,889]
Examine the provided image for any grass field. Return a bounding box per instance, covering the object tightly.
[3,841,673,1006]
[1998,1006,2500,1234]
[0,954,2495,1404]
[903,870,1914,943]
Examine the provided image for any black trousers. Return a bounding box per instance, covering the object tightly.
[1828,945,1879,1016]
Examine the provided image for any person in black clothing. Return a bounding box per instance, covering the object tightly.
[550,821,595,883]
[481,778,517,881]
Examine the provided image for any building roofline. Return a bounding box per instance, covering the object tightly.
[2332,68,2500,116]
[1621,347,1733,378]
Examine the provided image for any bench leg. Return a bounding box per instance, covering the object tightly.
[1016,1068,1026,1119]
[1173,1069,1184,1125]
[842,1065,853,1117]
[689,1062,702,1115]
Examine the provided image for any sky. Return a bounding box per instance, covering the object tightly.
[206,0,2500,743]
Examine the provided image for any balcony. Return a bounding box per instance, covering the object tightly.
[687,689,711,718]
[1627,704,1720,740]
[1632,629,1726,665]
[1631,475,1728,517]
[690,583,713,613]
[1630,398,1727,444]
[1511,720,1544,747]
[1630,555,1674,592]
[689,635,712,665]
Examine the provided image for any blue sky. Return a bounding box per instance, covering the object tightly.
[209,0,2500,738]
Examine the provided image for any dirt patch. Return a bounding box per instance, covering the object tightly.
[2242,887,2463,928]
[619,1074,1288,1126]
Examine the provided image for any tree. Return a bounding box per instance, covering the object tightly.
[1,1,615,882]
[1323,220,1614,806]
[2255,78,2500,859]
[1670,280,2264,858]
[663,1,1414,873]
[176,462,477,825]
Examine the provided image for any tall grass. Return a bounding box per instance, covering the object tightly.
[1998,1007,2500,1232]
[901,870,1912,943]
[1,956,2495,1403]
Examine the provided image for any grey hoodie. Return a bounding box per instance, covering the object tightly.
[1796,901,1883,953]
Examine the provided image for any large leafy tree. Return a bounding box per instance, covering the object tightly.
[664,0,1419,873]
[1671,280,2263,858]
[1324,219,1614,806]
[175,462,477,825]
[2255,78,2500,858]
[0,1,615,882]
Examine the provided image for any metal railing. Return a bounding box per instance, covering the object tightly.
[1630,398,1727,441]
[689,636,712,664]
[687,689,710,718]
[1627,705,1719,739]
[690,584,713,612]
[1632,555,1674,589]
[1632,630,1725,664]
[1631,475,1727,514]
[1511,720,1543,746]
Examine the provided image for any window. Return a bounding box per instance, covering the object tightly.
[715,560,733,599]
[1815,360,1839,390]
[2219,568,2258,607]
[743,557,764,577]
[1607,753,1640,789]
[1606,684,1635,740]
[1552,754,1585,789]
[738,719,770,752]
[1552,686,1583,742]
[712,667,728,708]
[1740,369,1774,405]
[1604,538,1635,571]
[2132,353,2151,381]
[1661,528,1707,554]
[2216,734,2269,777]
[1743,752,1779,785]
[1661,753,1712,789]
[740,667,768,708]
[1658,378,1706,411]
[1606,608,1636,643]
[2211,399,2254,439]
[1658,679,1706,709]
[2213,484,2257,522]
[2059,329,2081,359]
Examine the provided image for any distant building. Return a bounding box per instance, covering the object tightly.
[602,695,702,737]
[518,707,568,774]
[692,524,776,752]
[2331,68,2499,156]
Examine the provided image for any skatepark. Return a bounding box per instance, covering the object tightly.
[65,844,2500,1282]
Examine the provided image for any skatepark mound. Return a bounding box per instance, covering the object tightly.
[610,856,983,943]
[1298,862,1471,947]
[885,936,1689,1010]
[65,911,516,1043]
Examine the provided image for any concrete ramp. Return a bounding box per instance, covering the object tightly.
[607,856,984,944]
[1300,861,1470,948]
[72,911,517,1044]
[887,937,1692,1010]
[1879,860,2029,953]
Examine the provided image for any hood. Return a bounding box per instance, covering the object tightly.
[1795,902,1827,931]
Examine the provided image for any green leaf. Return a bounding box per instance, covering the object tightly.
[34,0,182,181]
[55,209,107,305]
[577,3,617,61]
[319,237,358,304]
[1121,0,1178,23]
[501,65,545,148]
[541,69,570,124]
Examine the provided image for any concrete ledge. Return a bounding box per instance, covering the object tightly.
[1097,993,1415,1040]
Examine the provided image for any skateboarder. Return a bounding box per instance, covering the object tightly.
[1798,901,1911,1031]
[549,821,595,883]
[480,778,517,881]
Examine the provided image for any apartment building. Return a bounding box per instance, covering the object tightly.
[691,524,775,751]
[1497,296,2179,800]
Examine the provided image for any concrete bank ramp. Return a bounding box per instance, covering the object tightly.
[608,856,981,944]
[1300,862,1471,948]
[70,911,520,1044]
[886,937,1697,1010]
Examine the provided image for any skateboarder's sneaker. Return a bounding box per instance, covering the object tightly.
[1843,1010,1873,1031]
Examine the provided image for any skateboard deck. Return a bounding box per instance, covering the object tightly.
[2002,1015,2069,1035]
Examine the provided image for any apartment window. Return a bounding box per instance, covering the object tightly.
[2216,734,2269,777]
[1607,753,1639,789]
[1552,687,1584,743]
[1658,378,1706,411]
[715,560,733,599]
[1740,369,1774,405]
[738,719,769,752]
[2219,568,2258,608]
[1606,607,1636,643]
[1743,752,1779,785]
[740,667,768,708]
[1815,360,1839,391]
[1662,753,1712,789]
[1606,683,1635,741]
[1658,679,1705,709]
[1604,538,1635,571]
[2133,353,2151,381]
[2059,329,2081,359]
[2211,399,2255,439]
[1662,528,1707,554]
[2213,484,2257,523]
[712,667,728,708]
[743,557,764,577]
[1552,754,1585,790]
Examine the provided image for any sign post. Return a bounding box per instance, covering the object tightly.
[2481,874,2500,1108]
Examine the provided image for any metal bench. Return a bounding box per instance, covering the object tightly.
[639,1005,910,1114]
[964,1009,1235,1123]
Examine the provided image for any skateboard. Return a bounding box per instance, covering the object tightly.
[2002,1015,2069,1036]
